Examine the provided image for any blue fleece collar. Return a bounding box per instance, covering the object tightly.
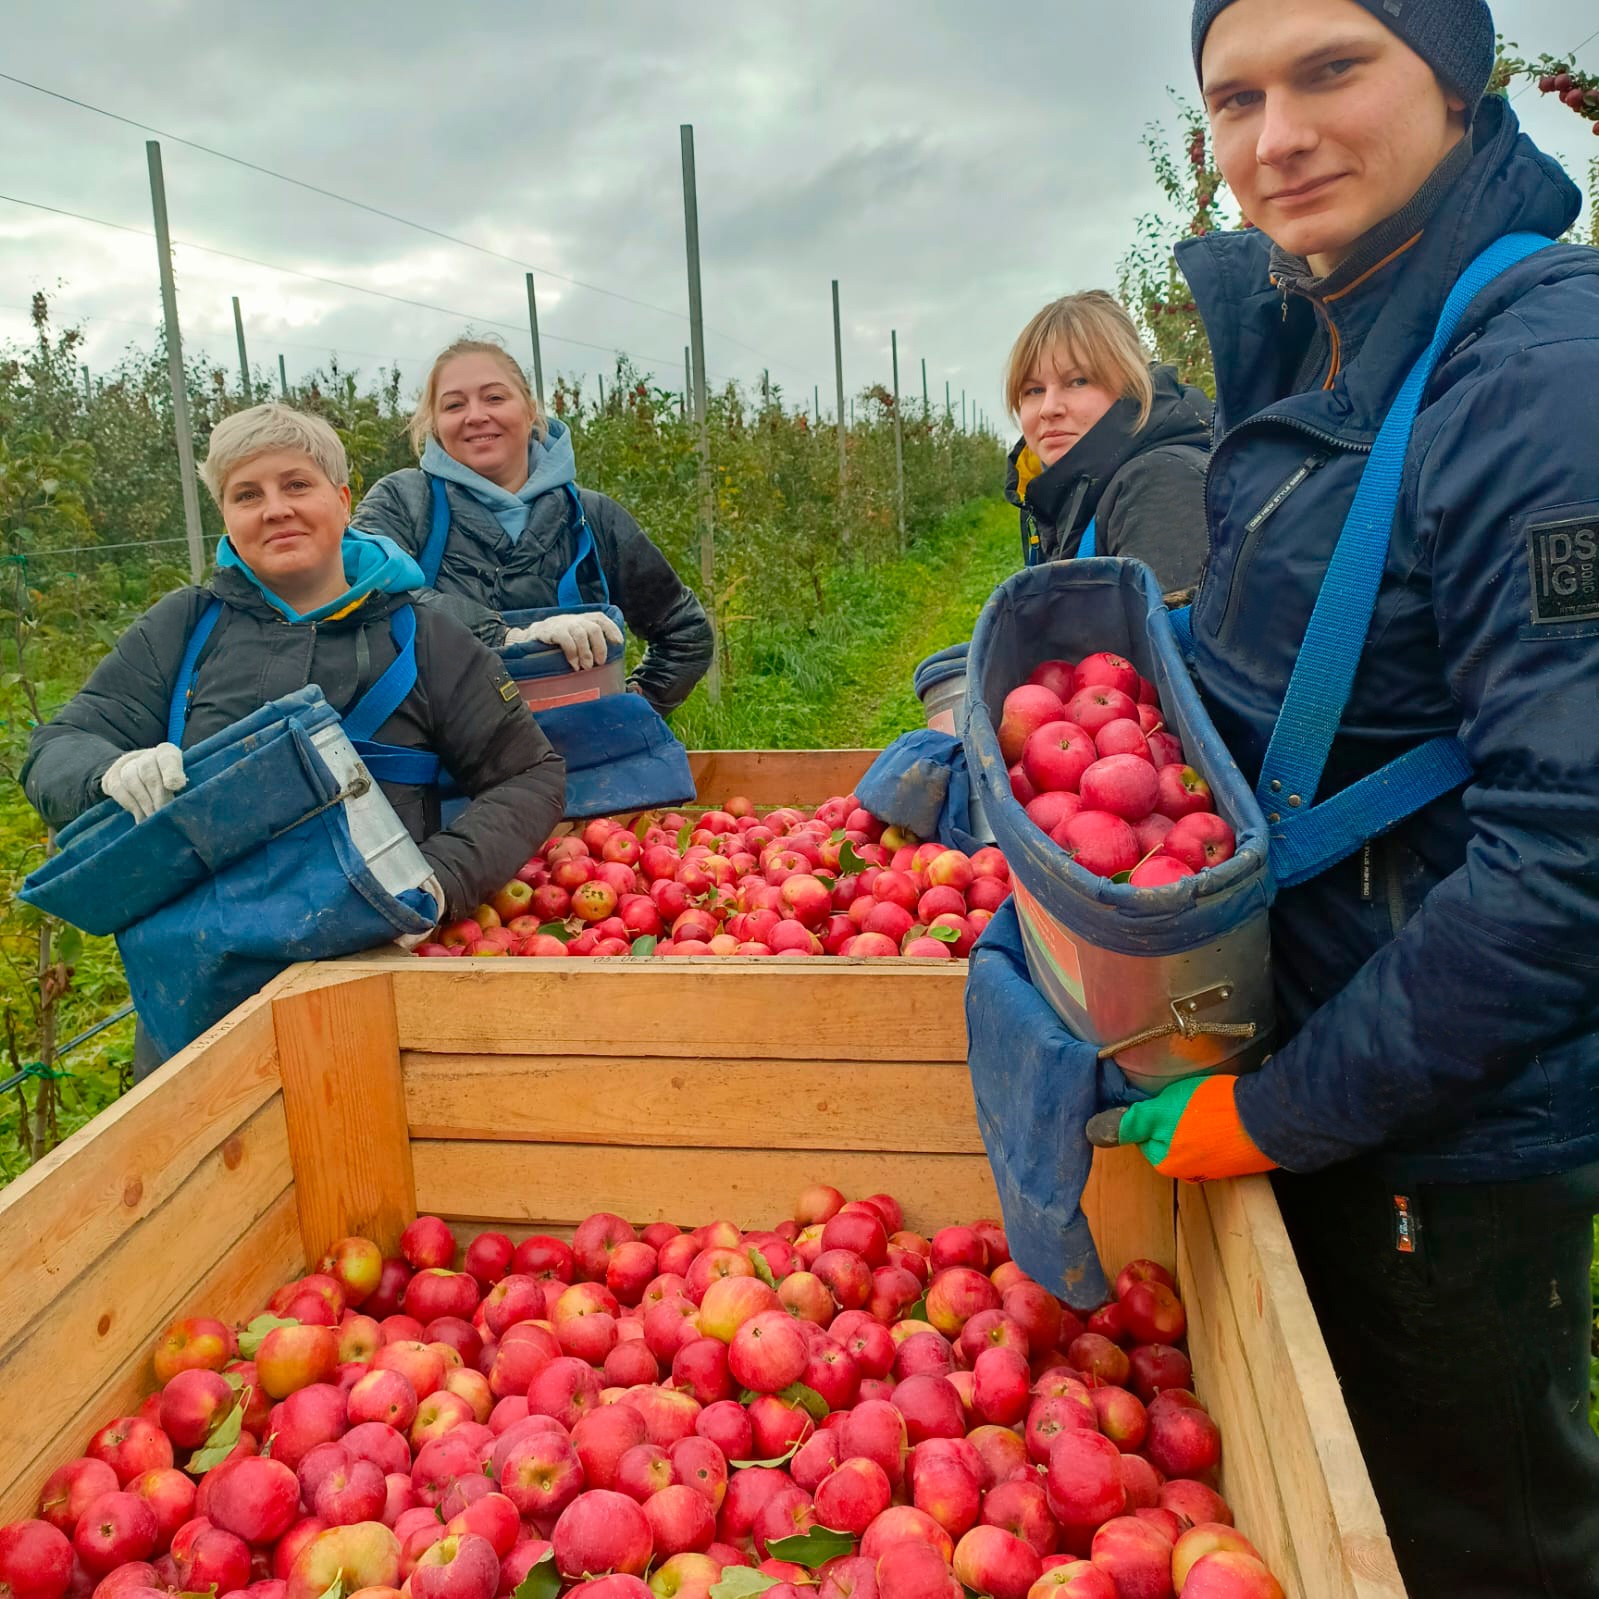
[419,418,578,544]
[216,529,424,622]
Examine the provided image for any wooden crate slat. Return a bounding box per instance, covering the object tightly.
[413,1140,1002,1236]
[402,1054,986,1152]
[388,964,968,1059]
[0,998,279,1347]
[0,1098,294,1512]
[1079,1146,1177,1284]
[686,750,878,806]
[272,972,415,1259]
[1177,1185,1312,1599]
[0,1183,302,1524]
[1200,1180,1405,1599]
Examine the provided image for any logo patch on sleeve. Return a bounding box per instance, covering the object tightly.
[495,671,520,703]
[1527,514,1599,624]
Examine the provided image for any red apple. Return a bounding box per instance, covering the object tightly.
[953,1525,1042,1599]
[401,1217,456,1271]
[552,1491,652,1579]
[0,1521,73,1599]
[1163,813,1235,872]
[1078,756,1159,823]
[152,1318,234,1384]
[1154,765,1213,821]
[72,1495,157,1576]
[1064,687,1138,738]
[1045,1432,1126,1528]
[1022,723,1097,796]
[1127,854,1194,888]
[999,687,1067,767]
[1057,812,1140,878]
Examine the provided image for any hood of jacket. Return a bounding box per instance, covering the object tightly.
[1176,96,1582,440]
[420,417,579,543]
[213,529,423,624]
[1004,363,1213,548]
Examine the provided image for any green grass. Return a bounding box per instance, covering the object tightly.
[670,496,1017,751]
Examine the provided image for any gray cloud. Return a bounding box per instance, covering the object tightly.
[3,0,1595,433]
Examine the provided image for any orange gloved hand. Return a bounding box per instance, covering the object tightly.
[1113,1074,1278,1182]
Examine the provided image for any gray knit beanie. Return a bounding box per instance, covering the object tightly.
[1191,0,1497,111]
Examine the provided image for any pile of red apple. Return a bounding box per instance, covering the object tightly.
[997,653,1235,886]
[413,799,1011,961]
[2,1189,1286,1599]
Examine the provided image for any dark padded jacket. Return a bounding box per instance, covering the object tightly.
[1004,363,1212,594]
[349,468,714,714]
[22,570,565,922]
[1177,97,1599,1181]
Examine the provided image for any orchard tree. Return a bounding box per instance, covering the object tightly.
[1117,95,1236,397]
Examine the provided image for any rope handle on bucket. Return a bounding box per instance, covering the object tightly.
[1094,982,1258,1062]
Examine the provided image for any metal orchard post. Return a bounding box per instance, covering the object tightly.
[278,353,289,398]
[921,356,929,418]
[80,365,91,406]
[946,380,952,423]
[683,346,691,420]
[891,330,907,553]
[524,273,546,411]
[681,124,721,703]
[147,141,206,585]
[598,373,606,410]
[231,297,251,400]
[831,280,848,503]
[962,390,968,432]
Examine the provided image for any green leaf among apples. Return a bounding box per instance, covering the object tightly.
[765,1527,856,1568]
[676,821,694,852]
[776,1381,830,1421]
[536,920,576,943]
[747,1248,778,1288]
[314,1577,344,1599]
[631,936,658,959]
[237,1313,298,1358]
[907,1296,929,1322]
[838,841,870,876]
[708,1571,780,1599]
[512,1552,561,1599]
[927,923,960,943]
[185,1387,250,1474]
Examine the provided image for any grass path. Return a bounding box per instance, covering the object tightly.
[671,497,1017,752]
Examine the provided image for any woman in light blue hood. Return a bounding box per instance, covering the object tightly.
[25,402,566,969]
[349,338,713,715]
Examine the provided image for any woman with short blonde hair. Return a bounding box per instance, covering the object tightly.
[352,336,713,714]
[1003,291,1211,594]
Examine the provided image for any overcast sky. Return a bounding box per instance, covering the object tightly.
[3,1,1596,438]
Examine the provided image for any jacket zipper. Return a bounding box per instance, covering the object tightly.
[1382,837,1410,937]
[1199,414,1373,644]
[1216,450,1329,642]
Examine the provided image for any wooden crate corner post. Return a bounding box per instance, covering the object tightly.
[271,971,415,1261]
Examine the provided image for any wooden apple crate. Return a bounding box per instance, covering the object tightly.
[0,751,1405,1599]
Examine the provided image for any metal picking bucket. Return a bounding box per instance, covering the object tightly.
[965,560,1276,1091]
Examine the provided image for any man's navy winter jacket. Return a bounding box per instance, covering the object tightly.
[1176,97,1599,1181]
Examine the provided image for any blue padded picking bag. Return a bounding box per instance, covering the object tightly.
[966,898,1144,1309]
[965,560,1275,1087]
[856,730,986,855]
[22,687,437,1058]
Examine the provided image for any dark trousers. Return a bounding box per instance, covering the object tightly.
[131,1018,165,1083]
[1274,1159,1599,1598]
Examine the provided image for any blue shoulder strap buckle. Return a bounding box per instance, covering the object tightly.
[1258,232,1552,888]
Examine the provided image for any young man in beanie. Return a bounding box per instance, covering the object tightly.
[1104,1,1599,1591]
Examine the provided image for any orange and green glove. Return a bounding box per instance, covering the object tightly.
[1089,1075,1278,1182]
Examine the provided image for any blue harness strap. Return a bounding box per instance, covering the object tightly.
[1257,232,1552,888]
[1076,517,1097,560]
[423,475,611,607]
[556,484,610,607]
[167,601,441,787]
[420,475,452,587]
[166,598,224,746]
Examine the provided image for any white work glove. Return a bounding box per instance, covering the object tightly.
[101,744,187,822]
[394,873,445,952]
[504,611,624,672]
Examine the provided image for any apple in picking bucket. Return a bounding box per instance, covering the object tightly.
[1056,813,1140,878]
[1078,756,1159,823]
[1163,813,1237,873]
[998,686,1066,767]
[1021,723,1096,796]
